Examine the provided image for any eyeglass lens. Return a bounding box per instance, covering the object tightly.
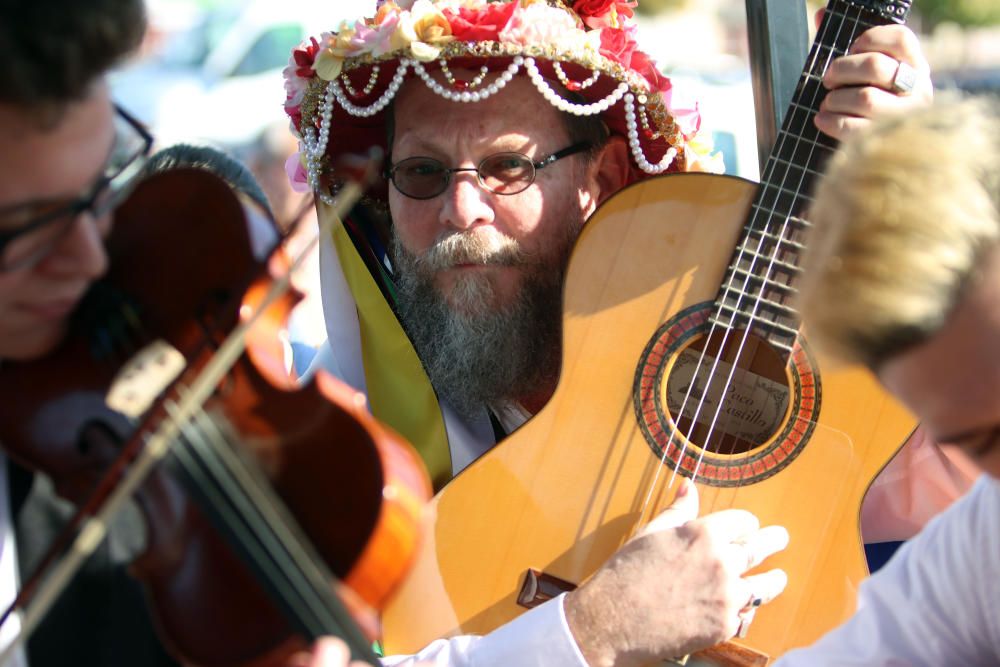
[0,110,150,270]
[391,152,536,199]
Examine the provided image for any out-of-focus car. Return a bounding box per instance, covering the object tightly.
[934,68,1000,97]
[111,0,369,148]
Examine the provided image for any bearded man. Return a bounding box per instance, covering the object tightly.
[286,1,936,664]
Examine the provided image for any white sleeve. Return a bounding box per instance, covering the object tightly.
[380,594,588,667]
[776,476,1000,666]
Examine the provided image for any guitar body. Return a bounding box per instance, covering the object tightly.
[383,173,915,659]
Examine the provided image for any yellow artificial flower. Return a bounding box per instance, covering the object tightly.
[313,25,357,81]
[404,0,455,61]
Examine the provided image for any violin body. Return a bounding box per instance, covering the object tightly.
[381,174,914,660]
[0,169,430,666]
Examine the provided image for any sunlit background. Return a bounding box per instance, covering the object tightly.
[109,0,1000,352]
[112,0,1000,180]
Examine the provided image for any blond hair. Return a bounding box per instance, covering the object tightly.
[798,95,1000,368]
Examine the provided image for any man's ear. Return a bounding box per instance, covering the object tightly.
[590,135,631,206]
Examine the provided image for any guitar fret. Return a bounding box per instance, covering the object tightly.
[726,266,799,295]
[771,156,820,177]
[712,0,912,363]
[822,7,879,31]
[773,134,837,157]
[746,227,806,252]
[754,182,816,211]
[733,248,804,274]
[720,291,799,317]
[703,318,795,354]
[708,306,800,338]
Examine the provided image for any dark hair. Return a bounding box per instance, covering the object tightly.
[0,0,146,114]
[141,144,274,218]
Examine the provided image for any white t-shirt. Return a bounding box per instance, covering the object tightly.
[777,475,1000,666]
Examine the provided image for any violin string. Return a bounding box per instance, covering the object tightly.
[0,176,371,661]
[166,399,357,644]
[177,402,377,659]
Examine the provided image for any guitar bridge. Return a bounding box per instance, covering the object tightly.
[516,569,577,609]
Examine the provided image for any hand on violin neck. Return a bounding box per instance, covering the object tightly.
[564,480,789,667]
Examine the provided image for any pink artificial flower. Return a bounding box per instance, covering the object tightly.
[354,13,402,57]
[661,86,702,138]
[499,3,581,48]
[285,151,311,193]
[598,25,637,67]
[629,50,672,93]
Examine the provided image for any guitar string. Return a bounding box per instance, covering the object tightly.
[679,6,851,493]
[718,2,868,508]
[633,7,843,512]
[633,0,870,531]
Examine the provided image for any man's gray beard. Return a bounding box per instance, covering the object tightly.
[393,227,577,420]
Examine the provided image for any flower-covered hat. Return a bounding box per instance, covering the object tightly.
[283,0,721,203]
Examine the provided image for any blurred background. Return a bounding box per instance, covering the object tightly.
[109,0,1000,352]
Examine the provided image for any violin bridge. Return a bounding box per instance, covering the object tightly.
[106,340,186,418]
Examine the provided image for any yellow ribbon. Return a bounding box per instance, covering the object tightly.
[320,202,453,489]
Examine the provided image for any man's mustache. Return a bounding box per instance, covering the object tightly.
[414,230,527,272]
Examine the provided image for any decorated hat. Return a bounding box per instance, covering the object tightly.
[282,0,722,202]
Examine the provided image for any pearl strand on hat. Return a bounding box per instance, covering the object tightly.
[301,81,337,198]
[624,93,677,174]
[340,64,381,98]
[524,57,627,116]
[439,60,490,90]
[332,60,409,118]
[412,56,521,103]
[552,62,600,91]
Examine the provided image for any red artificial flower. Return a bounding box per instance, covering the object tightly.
[444,1,518,42]
[629,50,672,93]
[285,104,303,130]
[292,36,321,78]
[598,26,637,67]
[572,0,636,29]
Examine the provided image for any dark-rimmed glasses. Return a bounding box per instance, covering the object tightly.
[385,141,592,200]
[0,105,153,272]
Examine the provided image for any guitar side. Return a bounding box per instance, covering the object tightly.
[382,174,915,659]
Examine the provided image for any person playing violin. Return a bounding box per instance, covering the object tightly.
[286,1,943,665]
[777,94,1000,665]
[0,2,183,664]
[0,2,365,665]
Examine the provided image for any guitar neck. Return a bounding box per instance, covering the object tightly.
[713,0,914,356]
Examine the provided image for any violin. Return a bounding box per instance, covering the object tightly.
[0,162,431,665]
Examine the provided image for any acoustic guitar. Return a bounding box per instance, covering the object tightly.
[383,0,916,662]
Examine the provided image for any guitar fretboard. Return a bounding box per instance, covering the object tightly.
[711,0,913,355]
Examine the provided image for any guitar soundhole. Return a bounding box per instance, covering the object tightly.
[665,330,790,456]
[633,302,821,487]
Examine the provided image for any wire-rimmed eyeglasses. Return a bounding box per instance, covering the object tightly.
[384,141,592,200]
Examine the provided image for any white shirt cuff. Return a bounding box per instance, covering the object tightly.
[381,593,589,667]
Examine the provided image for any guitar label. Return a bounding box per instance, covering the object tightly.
[666,349,790,446]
